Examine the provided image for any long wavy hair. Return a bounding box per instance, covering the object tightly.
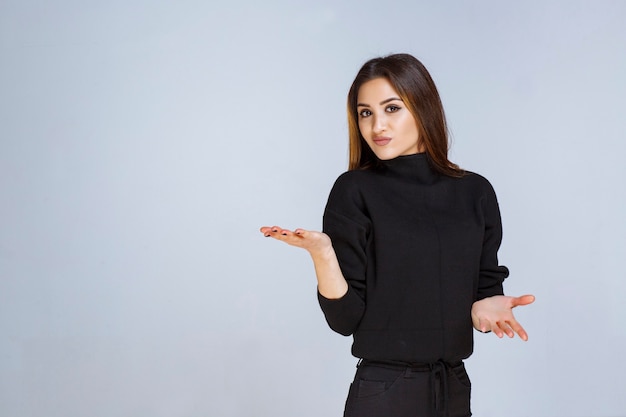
[347,53,463,177]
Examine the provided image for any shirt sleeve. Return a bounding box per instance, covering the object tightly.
[476,178,509,300]
[317,173,370,336]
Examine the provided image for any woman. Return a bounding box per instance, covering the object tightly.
[260,53,534,417]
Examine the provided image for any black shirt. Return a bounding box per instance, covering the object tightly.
[318,153,509,362]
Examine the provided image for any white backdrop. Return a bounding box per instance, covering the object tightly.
[1,1,625,416]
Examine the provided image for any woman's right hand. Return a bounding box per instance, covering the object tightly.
[259,226,332,256]
[260,225,348,299]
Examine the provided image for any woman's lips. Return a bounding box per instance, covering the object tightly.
[373,137,391,146]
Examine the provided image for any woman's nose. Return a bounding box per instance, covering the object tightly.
[373,114,387,134]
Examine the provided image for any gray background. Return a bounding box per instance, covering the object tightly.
[1,1,625,416]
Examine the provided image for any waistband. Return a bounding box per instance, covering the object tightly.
[358,358,462,370]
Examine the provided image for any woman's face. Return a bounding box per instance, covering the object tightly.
[356,77,421,160]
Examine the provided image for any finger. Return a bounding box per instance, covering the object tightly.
[491,321,504,338]
[263,226,287,239]
[274,227,296,239]
[508,319,529,341]
[270,226,285,235]
[478,318,490,334]
[497,321,515,338]
[260,227,281,237]
[511,294,535,307]
[277,229,312,247]
[282,229,305,240]
[289,229,311,244]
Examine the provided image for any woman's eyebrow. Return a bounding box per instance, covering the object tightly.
[379,97,402,105]
[356,97,402,107]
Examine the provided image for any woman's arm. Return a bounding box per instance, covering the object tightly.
[259,226,348,299]
[260,173,369,336]
[473,177,535,340]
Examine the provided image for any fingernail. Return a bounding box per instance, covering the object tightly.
[264,234,270,237]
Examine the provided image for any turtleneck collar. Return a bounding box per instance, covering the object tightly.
[380,153,438,184]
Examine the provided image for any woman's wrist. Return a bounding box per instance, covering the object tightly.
[307,242,335,260]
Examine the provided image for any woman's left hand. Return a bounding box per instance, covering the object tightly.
[471,295,535,341]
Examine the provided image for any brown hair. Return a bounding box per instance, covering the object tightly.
[347,53,463,177]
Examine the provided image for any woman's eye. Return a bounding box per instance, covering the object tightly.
[386,105,401,113]
[359,109,372,118]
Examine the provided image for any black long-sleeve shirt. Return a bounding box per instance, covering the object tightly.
[318,153,509,362]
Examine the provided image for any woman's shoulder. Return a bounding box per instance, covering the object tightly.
[450,171,496,201]
[326,169,376,210]
[331,169,376,190]
[459,170,492,184]
[456,170,499,198]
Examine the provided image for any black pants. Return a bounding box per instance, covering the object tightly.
[343,359,472,417]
